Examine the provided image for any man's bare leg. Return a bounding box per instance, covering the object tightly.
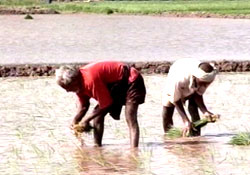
[162,106,175,133]
[188,95,201,136]
[125,103,139,148]
[93,114,106,147]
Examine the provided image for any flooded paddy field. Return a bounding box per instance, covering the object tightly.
[1,14,250,64]
[0,73,250,175]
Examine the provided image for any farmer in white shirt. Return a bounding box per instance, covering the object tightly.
[162,58,218,136]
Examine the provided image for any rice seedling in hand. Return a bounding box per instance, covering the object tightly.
[193,114,220,129]
[229,132,250,146]
[189,114,220,136]
[72,122,93,137]
[166,114,220,138]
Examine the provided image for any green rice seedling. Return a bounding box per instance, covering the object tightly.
[11,145,23,160]
[165,127,183,139]
[16,128,24,139]
[193,118,209,129]
[114,127,126,139]
[74,145,120,171]
[193,114,219,130]
[31,144,45,158]
[229,132,250,146]
[166,114,220,138]
[72,122,93,137]
[130,147,153,174]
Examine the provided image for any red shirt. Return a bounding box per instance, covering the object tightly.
[77,61,139,109]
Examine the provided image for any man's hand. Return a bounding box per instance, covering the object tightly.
[72,121,93,133]
[182,121,193,137]
[71,100,90,130]
[80,121,93,132]
[70,119,79,130]
[203,112,220,122]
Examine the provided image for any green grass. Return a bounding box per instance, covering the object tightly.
[1,0,250,16]
[47,1,250,15]
[229,132,250,146]
[0,0,42,6]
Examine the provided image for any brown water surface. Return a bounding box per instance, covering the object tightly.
[1,15,250,64]
[0,73,250,175]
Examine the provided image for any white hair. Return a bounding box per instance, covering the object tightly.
[55,65,79,86]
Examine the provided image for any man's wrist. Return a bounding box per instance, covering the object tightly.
[72,118,80,125]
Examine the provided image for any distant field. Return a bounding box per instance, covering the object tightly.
[1,0,250,16]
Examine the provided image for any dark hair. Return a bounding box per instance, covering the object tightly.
[198,62,214,73]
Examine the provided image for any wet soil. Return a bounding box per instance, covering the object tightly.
[0,73,249,175]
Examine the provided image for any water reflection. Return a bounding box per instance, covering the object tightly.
[74,146,152,175]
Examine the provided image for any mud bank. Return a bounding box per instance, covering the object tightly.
[1,7,250,19]
[0,60,249,77]
[0,6,58,15]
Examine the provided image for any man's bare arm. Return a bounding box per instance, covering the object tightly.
[193,93,213,114]
[81,105,110,124]
[72,101,90,125]
[174,100,191,126]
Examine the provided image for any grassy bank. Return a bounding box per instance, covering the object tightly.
[1,0,250,16]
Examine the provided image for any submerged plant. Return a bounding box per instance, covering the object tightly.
[229,132,250,146]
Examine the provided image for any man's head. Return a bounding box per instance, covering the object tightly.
[192,62,218,94]
[55,65,81,93]
[193,62,218,83]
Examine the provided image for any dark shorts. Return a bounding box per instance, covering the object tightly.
[126,74,146,104]
[108,70,146,120]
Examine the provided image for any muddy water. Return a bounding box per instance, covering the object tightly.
[0,73,250,175]
[1,14,250,64]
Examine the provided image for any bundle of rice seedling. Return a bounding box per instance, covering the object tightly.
[193,114,220,130]
[229,132,250,146]
[73,122,93,137]
[165,114,220,138]
[165,127,183,139]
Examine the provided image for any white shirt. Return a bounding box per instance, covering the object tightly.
[162,58,208,106]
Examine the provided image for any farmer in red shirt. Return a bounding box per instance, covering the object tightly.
[56,61,146,148]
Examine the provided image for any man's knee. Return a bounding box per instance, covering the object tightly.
[93,115,105,126]
[125,103,138,114]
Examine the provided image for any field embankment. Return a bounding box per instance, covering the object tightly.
[1,0,250,18]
